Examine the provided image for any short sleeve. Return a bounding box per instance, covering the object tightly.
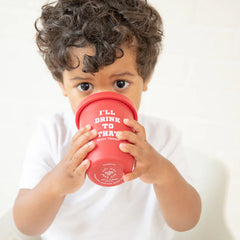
[19,119,56,189]
[159,123,193,186]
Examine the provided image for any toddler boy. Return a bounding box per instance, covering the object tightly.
[13,1,201,239]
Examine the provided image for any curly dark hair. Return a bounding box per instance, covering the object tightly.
[35,0,163,82]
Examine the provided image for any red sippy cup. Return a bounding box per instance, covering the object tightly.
[75,91,138,187]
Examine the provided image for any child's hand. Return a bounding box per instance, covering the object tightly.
[48,124,97,197]
[116,119,167,185]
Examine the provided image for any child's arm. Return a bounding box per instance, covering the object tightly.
[116,119,201,232]
[13,125,97,236]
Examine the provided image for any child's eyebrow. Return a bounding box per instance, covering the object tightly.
[70,76,93,81]
[109,72,135,78]
[70,72,135,81]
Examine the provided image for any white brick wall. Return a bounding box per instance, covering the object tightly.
[0,0,239,239]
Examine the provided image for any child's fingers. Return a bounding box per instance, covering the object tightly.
[119,142,139,157]
[71,140,95,167]
[116,131,139,144]
[123,168,142,182]
[123,119,146,139]
[70,129,97,157]
[74,159,90,177]
[72,124,91,142]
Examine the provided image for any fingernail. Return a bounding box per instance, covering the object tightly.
[123,175,129,182]
[86,124,91,130]
[119,143,126,150]
[88,141,94,146]
[82,159,89,166]
[91,129,97,135]
[116,131,122,138]
[123,118,129,124]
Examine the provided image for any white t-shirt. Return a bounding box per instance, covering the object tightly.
[19,111,190,240]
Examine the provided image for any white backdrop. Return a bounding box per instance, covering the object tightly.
[0,0,239,239]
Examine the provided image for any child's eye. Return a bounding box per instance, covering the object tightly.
[114,80,129,89]
[77,82,93,92]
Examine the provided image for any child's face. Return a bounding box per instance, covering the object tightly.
[59,44,150,114]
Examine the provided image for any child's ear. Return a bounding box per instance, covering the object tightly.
[142,77,151,92]
[58,81,67,97]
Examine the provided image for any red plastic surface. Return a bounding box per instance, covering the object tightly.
[75,92,138,187]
